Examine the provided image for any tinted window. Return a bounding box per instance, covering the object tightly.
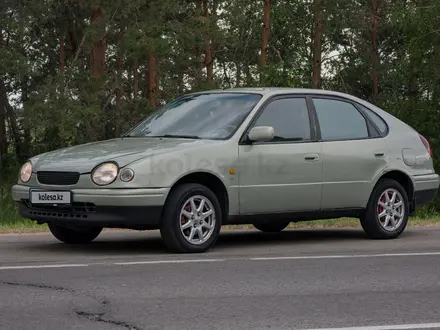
[252,98,311,141]
[313,98,369,140]
[358,104,388,135]
[125,93,262,139]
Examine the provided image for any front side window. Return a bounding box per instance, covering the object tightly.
[125,93,262,139]
[251,97,312,141]
[313,98,369,141]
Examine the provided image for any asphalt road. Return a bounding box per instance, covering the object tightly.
[2,226,440,330]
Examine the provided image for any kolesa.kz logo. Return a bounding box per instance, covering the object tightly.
[38,193,65,201]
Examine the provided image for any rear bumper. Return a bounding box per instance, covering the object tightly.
[413,173,440,193]
[414,189,438,207]
[410,173,440,213]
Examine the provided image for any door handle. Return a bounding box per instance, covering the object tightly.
[304,154,319,161]
[374,151,385,157]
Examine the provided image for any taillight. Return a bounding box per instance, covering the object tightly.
[419,134,433,157]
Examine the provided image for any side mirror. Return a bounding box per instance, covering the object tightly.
[247,126,274,143]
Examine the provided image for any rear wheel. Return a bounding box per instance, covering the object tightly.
[160,183,222,253]
[48,224,102,244]
[253,221,290,233]
[360,178,409,239]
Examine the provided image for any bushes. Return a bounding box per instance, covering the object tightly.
[0,165,22,224]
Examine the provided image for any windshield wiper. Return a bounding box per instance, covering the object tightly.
[155,134,201,139]
[121,134,202,139]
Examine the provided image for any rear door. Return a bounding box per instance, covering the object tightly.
[310,96,388,209]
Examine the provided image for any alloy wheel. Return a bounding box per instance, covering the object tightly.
[179,195,216,245]
[376,188,405,231]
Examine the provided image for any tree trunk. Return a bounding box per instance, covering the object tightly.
[309,4,314,67]
[60,32,65,73]
[407,57,418,98]
[91,6,106,77]
[194,0,203,85]
[0,33,7,160]
[68,20,78,57]
[133,58,139,99]
[260,0,271,71]
[311,0,323,89]
[371,0,379,101]
[115,28,124,136]
[59,31,65,93]
[236,62,241,87]
[20,84,31,161]
[177,70,184,94]
[203,0,213,83]
[245,64,253,86]
[221,60,231,87]
[0,79,8,159]
[147,49,157,109]
[1,79,21,162]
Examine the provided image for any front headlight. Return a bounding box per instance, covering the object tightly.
[19,161,32,183]
[91,162,119,186]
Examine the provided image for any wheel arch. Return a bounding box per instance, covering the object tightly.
[167,171,229,224]
[372,169,414,202]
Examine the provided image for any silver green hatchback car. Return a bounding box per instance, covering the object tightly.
[12,88,440,253]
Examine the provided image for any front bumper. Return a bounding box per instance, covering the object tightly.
[12,184,170,207]
[12,184,170,229]
[17,202,163,229]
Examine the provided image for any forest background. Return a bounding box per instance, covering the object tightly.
[1,0,439,230]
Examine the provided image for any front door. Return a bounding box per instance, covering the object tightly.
[238,96,323,214]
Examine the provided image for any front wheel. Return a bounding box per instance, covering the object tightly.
[360,178,409,239]
[48,224,102,244]
[160,183,222,253]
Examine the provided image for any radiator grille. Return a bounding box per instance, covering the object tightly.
[37,171,80,185]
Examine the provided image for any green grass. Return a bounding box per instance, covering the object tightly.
[0,167,47,233]
[0,219,48,234]
[0,170,48,233]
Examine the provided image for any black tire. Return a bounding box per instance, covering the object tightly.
[360,178,409,239]
[253,221,290,233]
[160,183,222,253]
[48,224,102,244]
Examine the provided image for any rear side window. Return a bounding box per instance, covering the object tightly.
[313,98,369,141]
[357,104,388,135]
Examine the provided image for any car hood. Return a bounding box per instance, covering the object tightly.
[31,137,218,173]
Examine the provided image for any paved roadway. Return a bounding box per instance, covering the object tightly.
[1,226,440,330]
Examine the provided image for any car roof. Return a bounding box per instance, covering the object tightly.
[185,87,408,128]
[187,87,367,101]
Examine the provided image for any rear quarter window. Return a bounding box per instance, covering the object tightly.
[357,104,388,135]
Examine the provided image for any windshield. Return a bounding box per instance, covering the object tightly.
[124,93,262,139]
